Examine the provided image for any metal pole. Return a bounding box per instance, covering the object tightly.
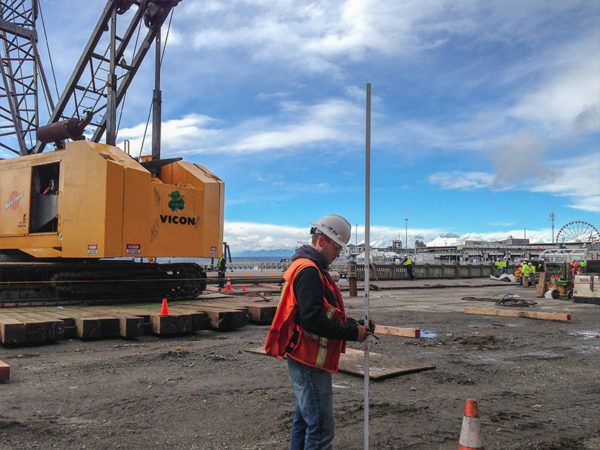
[363,82,371,450]
[405,218,408,252]
[106,8,117,145]
[152,33,161,160]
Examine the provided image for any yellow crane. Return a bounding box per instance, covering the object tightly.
[0,1,224,303]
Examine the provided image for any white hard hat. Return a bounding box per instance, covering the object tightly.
[310,214,351,248]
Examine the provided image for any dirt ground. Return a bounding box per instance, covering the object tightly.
[1,280,599,449]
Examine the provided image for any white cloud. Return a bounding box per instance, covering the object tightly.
[118,99,365,156]
[428,171,494,190]
[117,113,220,157]
[531,155,600,213]
[223,221,554,253]
[429,152,600,213]
[509,35,600,133]
[225,221,308,251]
[229,99,363,152]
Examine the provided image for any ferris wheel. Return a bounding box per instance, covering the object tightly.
[556,221,600,244]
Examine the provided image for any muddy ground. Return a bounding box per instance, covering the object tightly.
[1,280,599,449]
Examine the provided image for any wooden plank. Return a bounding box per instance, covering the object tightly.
[246,347,435,380]
[167,308,209,331]
[16,312,64,341]
[32,311,77,338]
[113,309,153,334]
[202,298,277,324]
[0,316,26,345]
[201,309,246,331]
[178,304,247,331]
[74,317,101,340]
[150,313,193,335]
[536,272,547,298]
[74,316,120,339]
[85,310,144,338]
[375,325,420,338]
[0,360,9,381]
[464,307,571,322]
[255,283,282,291]
[7,313,60,344]
[117,315,144,338]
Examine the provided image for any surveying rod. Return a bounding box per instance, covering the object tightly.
[363,82,371,450]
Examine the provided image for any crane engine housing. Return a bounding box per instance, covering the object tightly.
[0,141,224,303]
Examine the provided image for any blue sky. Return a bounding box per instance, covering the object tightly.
[5,0,600,252]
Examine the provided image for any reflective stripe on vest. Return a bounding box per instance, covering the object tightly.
[315,307,336,367]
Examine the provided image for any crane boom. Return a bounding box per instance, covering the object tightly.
[0,0,53,156]
[34,0,181,153]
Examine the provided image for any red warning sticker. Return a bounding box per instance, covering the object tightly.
[126,244,141,255]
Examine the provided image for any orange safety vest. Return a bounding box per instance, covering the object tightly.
[264,258,348,373]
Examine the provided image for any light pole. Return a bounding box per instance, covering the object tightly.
[355,224,358,246]
[405,218,408,252]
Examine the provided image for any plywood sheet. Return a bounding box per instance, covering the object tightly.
[247,347,435,380]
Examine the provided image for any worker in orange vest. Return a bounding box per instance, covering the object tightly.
[572,260,579,275]
[265,214,373,448]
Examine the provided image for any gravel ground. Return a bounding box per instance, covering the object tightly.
[1,281,599,449]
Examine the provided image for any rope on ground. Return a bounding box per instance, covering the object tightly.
[495,294,537,307]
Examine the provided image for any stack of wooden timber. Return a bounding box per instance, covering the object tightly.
[0,295,278,347]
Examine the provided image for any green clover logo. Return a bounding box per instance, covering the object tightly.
[168,191,185,211]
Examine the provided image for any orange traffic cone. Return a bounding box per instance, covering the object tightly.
[242,284,246,291]
[459,399,483,450]
[160,298,170,316]
[225,276,232,292]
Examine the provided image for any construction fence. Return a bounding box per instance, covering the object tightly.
[335,263,512,281]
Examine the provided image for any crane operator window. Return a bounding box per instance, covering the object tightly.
[29,162,59,233]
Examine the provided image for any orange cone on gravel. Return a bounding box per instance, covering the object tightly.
[160,298,170,316]
[225,276,233,292]
[458,399,483,450]
[242,284,246,291]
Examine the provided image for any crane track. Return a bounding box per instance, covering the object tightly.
[0,261,206,307]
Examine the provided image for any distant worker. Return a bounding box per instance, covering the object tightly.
[515,265,522,283]
[528,261,536,286]
[495,259,502,274]
[501,258,508,275]
[264,214,374,449]
[580,260,587,273]
[402,254,416,280]
[521,262,530,286]
[217,256,226,289]
[571,260,579,276]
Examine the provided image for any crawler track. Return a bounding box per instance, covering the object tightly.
[0,261,206,307]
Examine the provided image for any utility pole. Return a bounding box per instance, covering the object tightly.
[363,82,372,450]
[550,212,555,243]
[405,218,408,252]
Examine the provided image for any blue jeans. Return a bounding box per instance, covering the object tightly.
[287,357,334,450]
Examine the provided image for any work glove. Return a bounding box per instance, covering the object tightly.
[356,325,373,342]
[358,319,376,332]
